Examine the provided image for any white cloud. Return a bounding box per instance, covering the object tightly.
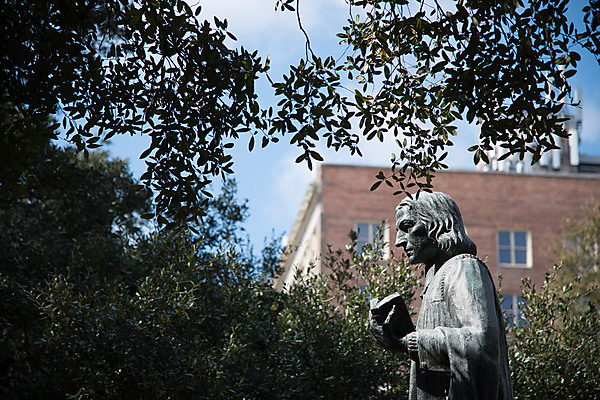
[308,119,479,171]
[580,96,600,150]
[198,0,348,57]
[199,0,296,42]
[444,121,479,170]
[267,149,316,230]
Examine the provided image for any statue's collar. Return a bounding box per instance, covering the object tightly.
[421,265,438,299]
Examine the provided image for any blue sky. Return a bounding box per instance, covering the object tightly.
[104,0,600,251]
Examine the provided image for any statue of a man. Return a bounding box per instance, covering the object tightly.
[370,192,514,400]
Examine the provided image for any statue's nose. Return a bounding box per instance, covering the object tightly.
[395,233,407,248]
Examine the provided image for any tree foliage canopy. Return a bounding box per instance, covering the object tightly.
[2,0,600,227]
[2,0,269,228]
[276,0,600,191]
[0,145,151,288]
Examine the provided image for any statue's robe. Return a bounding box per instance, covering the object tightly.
[409,254,514,400]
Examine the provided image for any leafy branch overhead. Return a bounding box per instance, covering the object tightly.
[276,0,600,192]
[2,0,599,229]
[2,0,271,229]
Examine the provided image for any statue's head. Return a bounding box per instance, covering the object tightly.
[395,192,476,265]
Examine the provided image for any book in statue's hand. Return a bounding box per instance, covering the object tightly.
[369,292,415,343]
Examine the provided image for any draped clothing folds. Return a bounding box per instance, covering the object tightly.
[408,254,514,400]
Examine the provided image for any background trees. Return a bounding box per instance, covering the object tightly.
[0,145,151,287]
[0,145,151,396]
[553,201,600,308]
[2,146,600,398]
[0,146,417,398]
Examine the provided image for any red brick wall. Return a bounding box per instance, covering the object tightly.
[319,165,600,294]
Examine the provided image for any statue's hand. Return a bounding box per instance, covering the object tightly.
[369,304,406,353]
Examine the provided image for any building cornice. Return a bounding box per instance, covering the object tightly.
[273,181,322,291]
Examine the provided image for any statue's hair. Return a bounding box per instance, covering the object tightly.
[396,192,476,257]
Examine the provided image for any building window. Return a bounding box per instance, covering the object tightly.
[356,222,387,255]
[501,294,525,328]
[497,230,531,267]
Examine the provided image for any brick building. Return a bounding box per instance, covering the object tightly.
[274,164,600,322]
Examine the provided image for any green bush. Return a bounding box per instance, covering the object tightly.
[508,265,600,400]
[1,147,418,398]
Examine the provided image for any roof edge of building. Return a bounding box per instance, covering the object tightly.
[318,163,600,180]
[273,181,322,291]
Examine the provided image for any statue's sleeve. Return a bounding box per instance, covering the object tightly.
[416,256,502,398]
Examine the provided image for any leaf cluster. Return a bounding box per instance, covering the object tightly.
[1,0,270,229]
[276,223,418,399]
[4,1,599,230]
[278,0,600,195]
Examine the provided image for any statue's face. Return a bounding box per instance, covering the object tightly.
[395,205,441,266]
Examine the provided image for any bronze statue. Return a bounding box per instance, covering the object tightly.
[369,192,514,400]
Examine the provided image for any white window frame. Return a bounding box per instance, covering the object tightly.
[355,221,389,258]
[497,229,532,268]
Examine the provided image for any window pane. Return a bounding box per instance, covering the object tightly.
[357,223,369,239]
[369,223,378,238]
[516,296,526,327]
[515,250,527,264]
[498,231,511,246]
[356,239,367,254]
[501,295,515,328]
[499,249,512,264]
[501,295,513,313]
[514,232,527,247]
[501,295,526,328]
